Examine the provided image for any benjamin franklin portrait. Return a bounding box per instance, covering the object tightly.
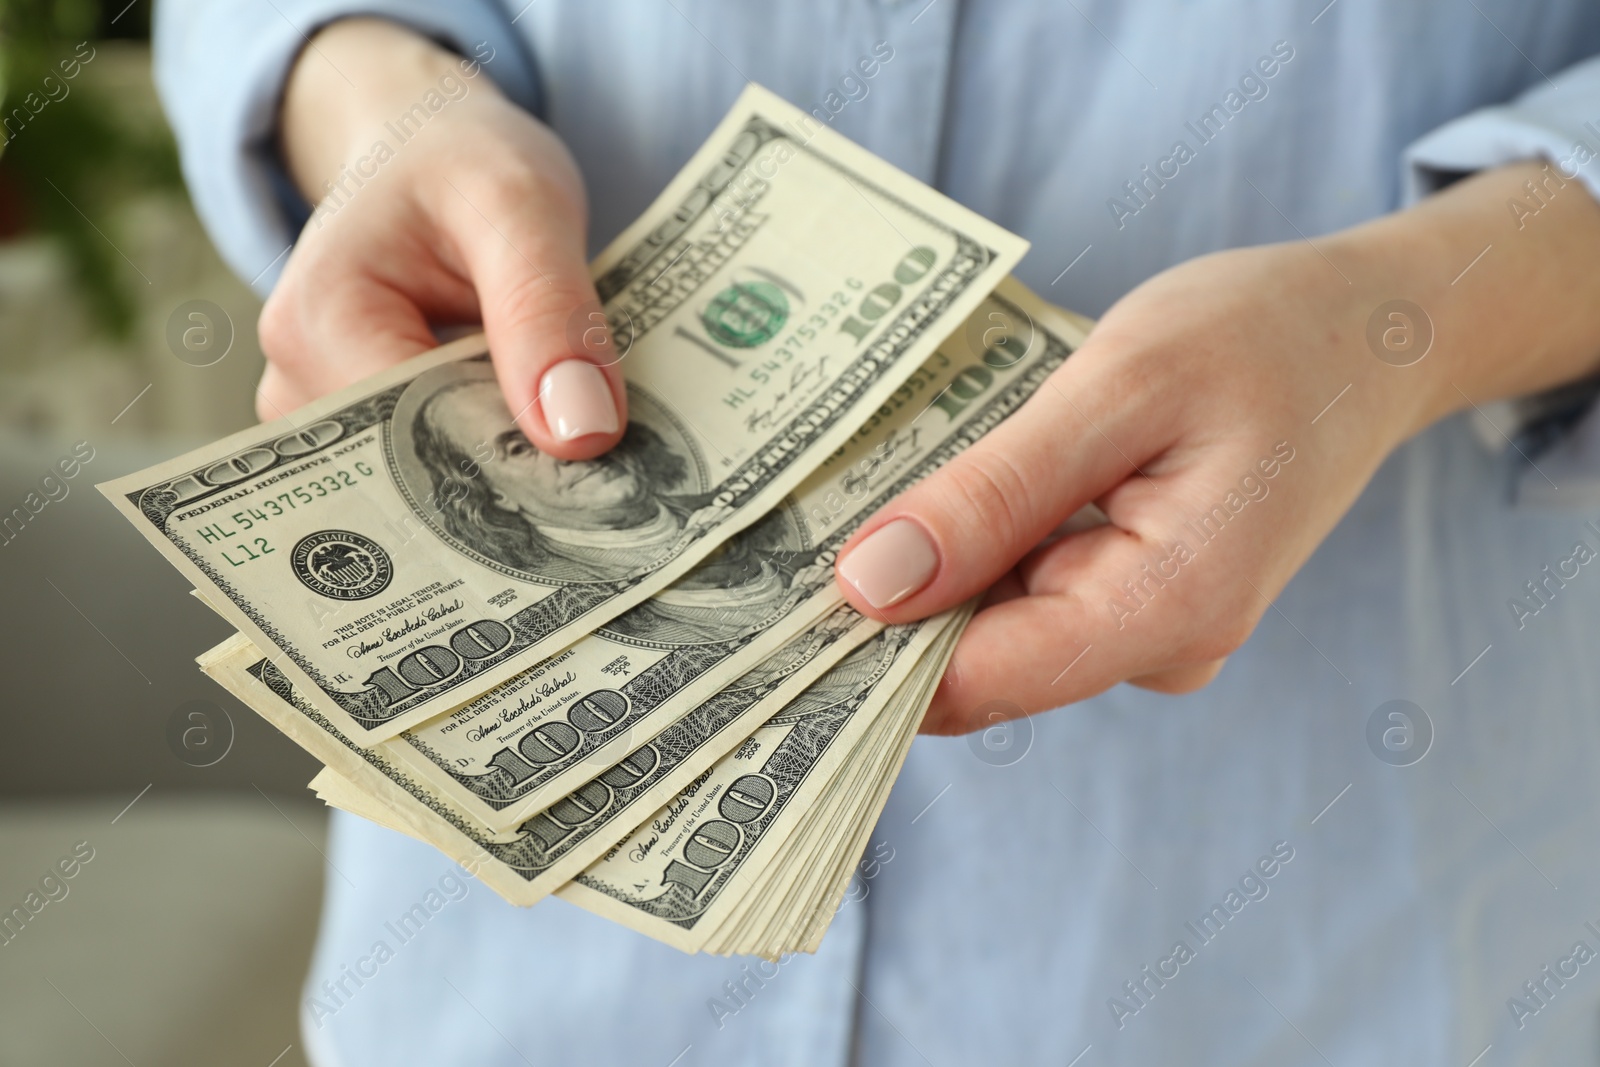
[389,360,711,584]
[599,505,812,647]
[762,632,892,726]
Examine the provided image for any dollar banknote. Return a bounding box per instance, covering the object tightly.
[102,83,1026,746]
[302,609,962,958]
[555,614,961,955]
[203,605,882,905]
[694,623,959,958]
[195,278,1088,828]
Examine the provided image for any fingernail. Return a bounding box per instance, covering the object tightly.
[539,360,619,441]
[838,518,939,610]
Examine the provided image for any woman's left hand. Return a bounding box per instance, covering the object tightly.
[830,161,1600,734]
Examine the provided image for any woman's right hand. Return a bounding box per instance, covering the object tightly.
[263,17,624,460]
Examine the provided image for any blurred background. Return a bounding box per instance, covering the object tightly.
[1,2,323,1064]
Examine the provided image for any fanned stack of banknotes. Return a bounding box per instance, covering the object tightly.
[101,85,1091,958]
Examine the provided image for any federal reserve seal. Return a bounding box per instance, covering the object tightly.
[291,530,393,600]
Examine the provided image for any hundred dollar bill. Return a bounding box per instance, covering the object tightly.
[709,624,957,958]
[102,82,1026,746]
[301,610,961,959]
[194,278,1088,826]
[555,612,963,955]
[682,640,927,956]
[201,605,883,904]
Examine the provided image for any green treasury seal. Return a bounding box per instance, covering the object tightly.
[701,280,788,348]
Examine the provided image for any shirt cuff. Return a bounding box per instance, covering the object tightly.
[153,0,541,296]
[1400,54,1600,498]
[1402,55,1600,207]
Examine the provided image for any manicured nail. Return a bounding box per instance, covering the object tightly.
[539,360,619,441]
[838,518,939,610]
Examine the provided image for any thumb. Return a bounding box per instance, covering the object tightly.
[449,179,626,461]
[833,377,1138,621]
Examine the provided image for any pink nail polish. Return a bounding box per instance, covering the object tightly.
[539,360,619,441]
[838,518,939,610]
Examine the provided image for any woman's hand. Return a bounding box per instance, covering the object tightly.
[832,161,1600,734]
[261,18,623,460]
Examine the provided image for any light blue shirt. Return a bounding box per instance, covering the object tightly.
[153,2,1600,1064]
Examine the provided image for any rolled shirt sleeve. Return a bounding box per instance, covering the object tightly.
[1400,54,1600,501]
[152,0,540,295]
[1402,54,1600,206]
